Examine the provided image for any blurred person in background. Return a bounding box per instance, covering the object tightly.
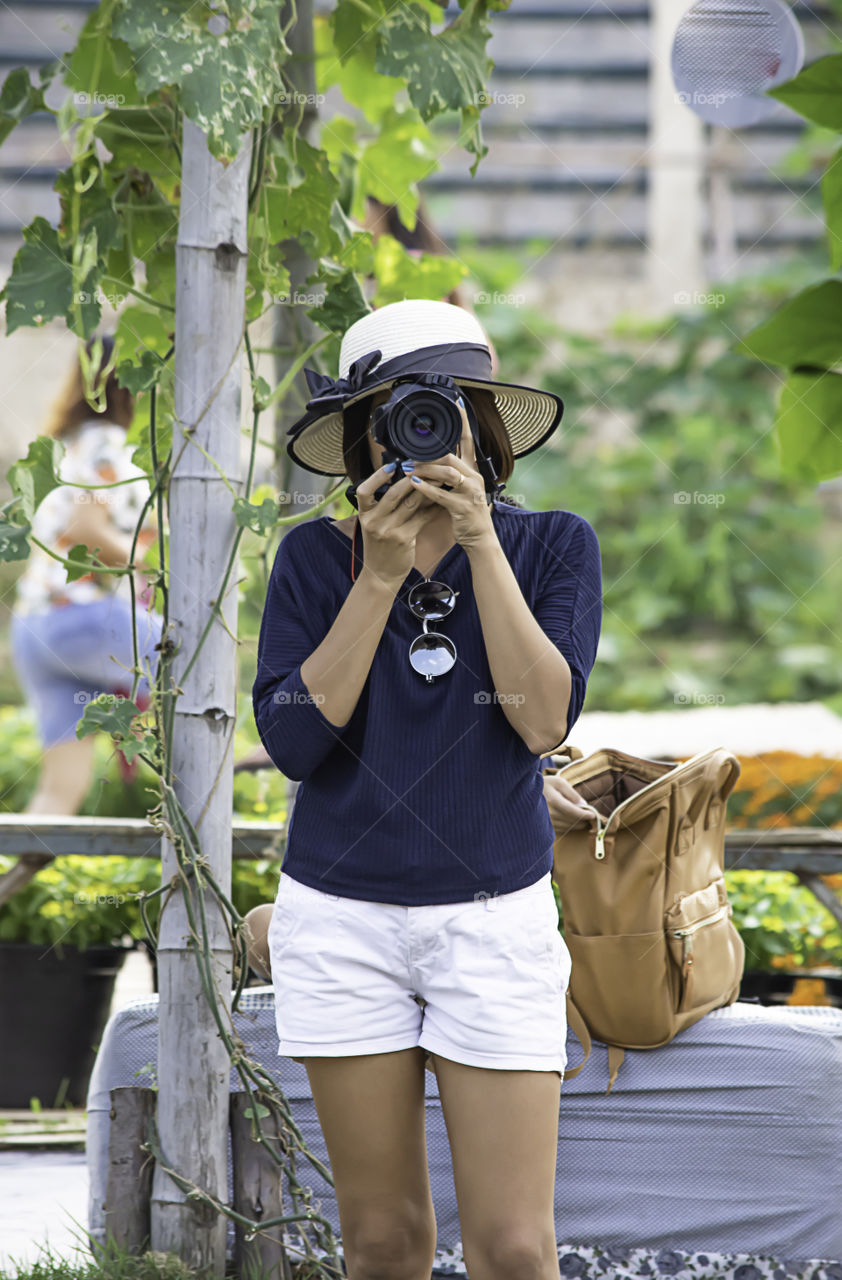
[9,334,164,815]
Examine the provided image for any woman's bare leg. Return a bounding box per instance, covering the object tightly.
[301,1047,437,1280]
[433,1055,562,1280]
[25,735,96,815]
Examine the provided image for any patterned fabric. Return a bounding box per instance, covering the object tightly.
[87,990,842,1275]
[13,419,155,616]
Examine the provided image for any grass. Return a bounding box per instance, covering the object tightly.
[0,1232,227,1280]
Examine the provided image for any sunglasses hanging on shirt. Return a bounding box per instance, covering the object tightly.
[347,523,459,681]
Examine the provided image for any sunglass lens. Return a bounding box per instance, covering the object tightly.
[409,632,457,678]
[408,580,457,621]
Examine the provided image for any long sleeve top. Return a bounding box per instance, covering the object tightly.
[252,499,602,906]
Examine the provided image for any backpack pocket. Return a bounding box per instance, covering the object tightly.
[565,928,678,1047]
[664,879,744,1013]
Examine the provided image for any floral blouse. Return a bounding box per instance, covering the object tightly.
[13,419,157,616]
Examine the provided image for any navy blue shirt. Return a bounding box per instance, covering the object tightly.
[252,500,602,905]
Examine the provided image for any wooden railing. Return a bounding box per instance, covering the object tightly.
[0,815,840,926]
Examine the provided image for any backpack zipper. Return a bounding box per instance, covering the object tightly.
[574,746,718,861]
[670,900,731,939]
[671,901,732,974]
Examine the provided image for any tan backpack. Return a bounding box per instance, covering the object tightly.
[542,745,745,1094]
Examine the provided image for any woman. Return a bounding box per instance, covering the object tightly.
[10,334,164,815]
[252,299,602,1280]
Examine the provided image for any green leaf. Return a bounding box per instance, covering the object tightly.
[242,1102,271,1119]
[316,23,401,124]
[775,368,842,482]
[112,0,290,164]
[0,514,31,562]
[245,232,291,321]
[768,54,842,131]
[95,106,180,189]
[329,0,386,62]
[7,436,65,520]
[336,228,375,274]
[822,146,842,272]
[76,693,157,763]
[372,234,467,305]
[374,2,493,174]
[0,217,100,336]
[64,542,104,583]
[306,268,370,335]
[264,131,343,257]
[116,349,169,396]
[0,68,47,147]
[233,495,280,535]
[734,280,842,369]
[358,107,437,228]
[63,9,142,107]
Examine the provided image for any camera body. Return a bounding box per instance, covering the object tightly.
[344,373,501,509]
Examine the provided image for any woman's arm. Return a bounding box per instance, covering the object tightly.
[466,535,576,754]
[253,466,441,780]
[299,567,399,728]
[406,427,603,756]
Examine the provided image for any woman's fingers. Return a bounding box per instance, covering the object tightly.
[543,772,597,836]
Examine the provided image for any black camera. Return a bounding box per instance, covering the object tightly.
[344,373,502,509]
[371,374,463,464]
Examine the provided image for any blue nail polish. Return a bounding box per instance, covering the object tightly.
[411,474,422,484]
[401,460,415,472]
[383,461,397,472]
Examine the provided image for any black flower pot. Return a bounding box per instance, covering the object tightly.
[738,967,842,1008]
[0,940,133,1107]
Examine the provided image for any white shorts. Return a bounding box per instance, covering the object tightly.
[267,869,572,1077]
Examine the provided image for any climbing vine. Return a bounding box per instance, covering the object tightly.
[0,0,509,1272]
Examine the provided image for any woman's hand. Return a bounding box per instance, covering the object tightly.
[355,462,440,590]
[400,399,495,551]
[543,771,598,837]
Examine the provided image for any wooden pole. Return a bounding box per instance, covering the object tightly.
[646,0,706,310]
[105,1086,156,1254]
[230,1093,293,1280]
[149,116,251,1274]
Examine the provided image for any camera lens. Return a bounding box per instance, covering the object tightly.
[386,385,462,461]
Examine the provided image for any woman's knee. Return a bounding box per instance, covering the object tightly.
[343,1207,436,1280]
[466,1223,558,1280]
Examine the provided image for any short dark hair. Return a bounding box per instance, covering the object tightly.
[341,387,522,505]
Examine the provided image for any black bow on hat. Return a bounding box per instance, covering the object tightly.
[295,348,384,427]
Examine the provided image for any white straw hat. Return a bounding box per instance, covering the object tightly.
[286,298,564,476]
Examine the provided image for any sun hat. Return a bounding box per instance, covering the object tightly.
[285,298,565,476]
